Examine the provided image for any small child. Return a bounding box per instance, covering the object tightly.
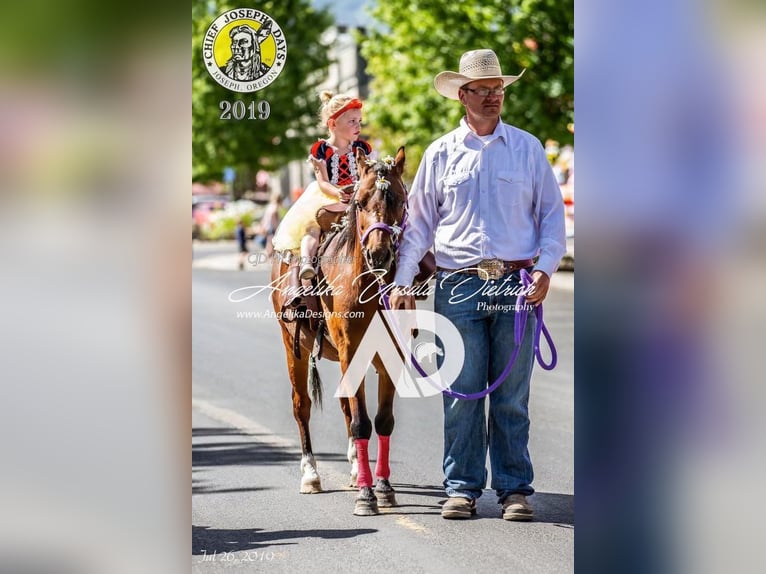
[272,91,372,279]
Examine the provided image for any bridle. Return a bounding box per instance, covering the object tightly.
[353,157,408,273]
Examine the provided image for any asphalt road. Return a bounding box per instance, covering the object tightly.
[192,243,574,573]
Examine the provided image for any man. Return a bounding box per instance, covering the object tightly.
[390,49,566,520]
[221,24,270,82]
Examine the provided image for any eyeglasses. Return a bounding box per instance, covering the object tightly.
[462,87,505,97]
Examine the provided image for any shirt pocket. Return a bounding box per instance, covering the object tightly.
[496,170,531,207]
[440,171,473,210]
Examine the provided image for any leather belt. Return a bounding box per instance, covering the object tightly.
[437,258,534,280]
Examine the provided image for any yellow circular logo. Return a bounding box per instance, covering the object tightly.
[202,8,287,93]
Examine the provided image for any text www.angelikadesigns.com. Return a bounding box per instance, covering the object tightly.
[235,309,365,320]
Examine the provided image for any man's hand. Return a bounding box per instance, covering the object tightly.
[389,285,416,310]
[524,270,550,306]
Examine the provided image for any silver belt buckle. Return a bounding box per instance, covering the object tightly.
[477,259,504,280]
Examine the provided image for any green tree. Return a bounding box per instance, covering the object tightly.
[192,0,334,183]
[361,1,573,176]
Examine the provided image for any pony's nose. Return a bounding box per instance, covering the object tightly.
[369,247,393,270]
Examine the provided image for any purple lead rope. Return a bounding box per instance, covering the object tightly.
[380,268,557,400]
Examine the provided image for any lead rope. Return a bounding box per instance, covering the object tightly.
[378,268,557,400]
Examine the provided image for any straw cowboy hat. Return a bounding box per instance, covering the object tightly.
[434,49,525,100]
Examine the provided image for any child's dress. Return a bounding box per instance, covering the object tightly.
[272,139,372,252]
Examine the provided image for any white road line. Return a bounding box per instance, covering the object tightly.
[192,397,355,492]
[192,396,433,535]
[192,397,294,449]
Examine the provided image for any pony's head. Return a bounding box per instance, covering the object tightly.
[352,146,407,273]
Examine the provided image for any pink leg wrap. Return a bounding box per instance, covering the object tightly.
[355,438,373,488]
[375,435,391,479]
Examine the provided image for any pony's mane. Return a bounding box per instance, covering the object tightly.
[334,206,357,254]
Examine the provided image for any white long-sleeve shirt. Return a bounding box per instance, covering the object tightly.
[394,118,567,286]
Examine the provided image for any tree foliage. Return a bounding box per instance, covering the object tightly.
[192,0,333,182]
[361,1,573,177]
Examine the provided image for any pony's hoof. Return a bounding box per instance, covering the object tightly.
[375,491,397,507]
[353,487,379,516]
[300,478,322,494]
[349,473,358,488]
[353,500,379,515]
[374,479,397,507]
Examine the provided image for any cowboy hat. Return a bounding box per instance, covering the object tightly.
[434,49,525,100]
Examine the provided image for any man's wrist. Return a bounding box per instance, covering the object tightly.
[393,265,418,287]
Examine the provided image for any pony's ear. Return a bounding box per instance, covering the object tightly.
[393,146,406,177]
[355,146,370,176]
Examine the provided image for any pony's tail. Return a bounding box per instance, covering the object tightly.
[308,354,323,410]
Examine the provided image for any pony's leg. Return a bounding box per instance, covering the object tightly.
[280,327,322,494]
[339,398,358,487]
[373,361,397,507]
[347,383,377,515]
[335,335,377,514]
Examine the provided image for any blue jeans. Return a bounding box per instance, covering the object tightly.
[434,269,536,502]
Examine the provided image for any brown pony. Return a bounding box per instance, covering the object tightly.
[270,147,407,515]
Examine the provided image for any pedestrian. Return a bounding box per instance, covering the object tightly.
[235,218,248,271]
[389,49,566,521]
[255,190,281,258]
[272,91,372,280]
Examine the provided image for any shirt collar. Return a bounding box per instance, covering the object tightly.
[458,117,507,145]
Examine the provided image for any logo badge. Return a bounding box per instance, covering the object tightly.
[202,8,287,93]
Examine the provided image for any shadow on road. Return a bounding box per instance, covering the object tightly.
[528,492,574,526]
[192,427,348,469]
[193,441,297,467]
[378,486,574,524]
[193,479,275,495]
[193,427,252,437]
[391,483,445,498]
[192,525,378,554]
